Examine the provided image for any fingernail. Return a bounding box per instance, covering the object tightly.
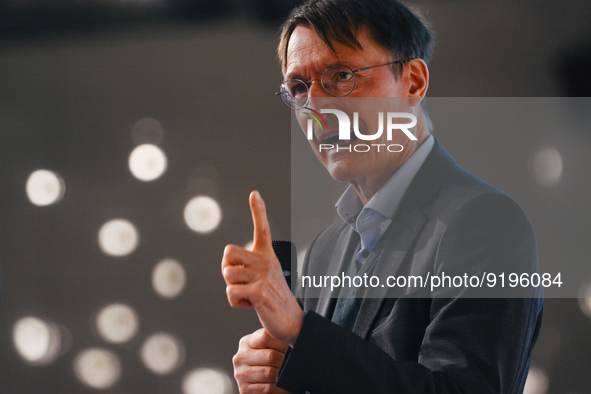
[255,190,263,204]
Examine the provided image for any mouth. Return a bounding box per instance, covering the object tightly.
[319,130,359,146]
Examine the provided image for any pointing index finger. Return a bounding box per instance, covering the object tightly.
[250,191,273,254]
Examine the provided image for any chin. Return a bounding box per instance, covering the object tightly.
[326,161,363,183]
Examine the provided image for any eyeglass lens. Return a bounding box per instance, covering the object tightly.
[280,65,357,109]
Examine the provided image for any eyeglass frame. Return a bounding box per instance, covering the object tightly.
[276,60,404,109]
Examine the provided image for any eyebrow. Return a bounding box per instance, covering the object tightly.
[285,73,304,81]
[284,62,350,81]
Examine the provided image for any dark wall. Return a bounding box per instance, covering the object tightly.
[0,1,590,393]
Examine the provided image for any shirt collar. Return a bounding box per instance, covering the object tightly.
[335,135,435,222]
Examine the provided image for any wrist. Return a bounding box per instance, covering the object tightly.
[287,309,304,347]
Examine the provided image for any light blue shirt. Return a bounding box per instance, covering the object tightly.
[335,135,435,265]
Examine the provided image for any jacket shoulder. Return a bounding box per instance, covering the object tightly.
[423,162,524,220]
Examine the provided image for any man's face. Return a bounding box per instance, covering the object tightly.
[285,26,418,187]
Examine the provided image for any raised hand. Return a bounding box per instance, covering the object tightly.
[222,191,304,346]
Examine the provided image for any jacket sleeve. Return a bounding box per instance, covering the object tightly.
[276,193,544,394]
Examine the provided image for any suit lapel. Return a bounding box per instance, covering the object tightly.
[351,139,457,338]
[352,210,428,338]
[316,225,360,318]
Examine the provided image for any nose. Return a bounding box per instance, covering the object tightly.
[308,79,331,98]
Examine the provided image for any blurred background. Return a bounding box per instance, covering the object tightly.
[0,0,590,393]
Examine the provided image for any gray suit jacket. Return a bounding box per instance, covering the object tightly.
[277,139,543,394]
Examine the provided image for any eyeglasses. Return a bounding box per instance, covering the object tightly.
[276,60,403,109]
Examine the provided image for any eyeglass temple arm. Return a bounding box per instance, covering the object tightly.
[352,60,403,73]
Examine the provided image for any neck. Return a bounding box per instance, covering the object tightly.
[350,117,430,205]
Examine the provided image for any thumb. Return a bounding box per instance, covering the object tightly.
[249,191,273,254]
[249,328,289,352]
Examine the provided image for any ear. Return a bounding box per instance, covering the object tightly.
[406,59,429,106]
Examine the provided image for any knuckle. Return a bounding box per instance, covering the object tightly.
[262,383,275,394]
[226,284,237,297]
[261,330,271,342]
[226,286,242,307]
[234,367,246,383]
[222,266,230,280]
[238,335,249,348]
[260,366,276,381]
[232,353,241,367]
[224,244,237,257]
[225,286,234,300]
[255,327,266,335]
[265,349,281,365]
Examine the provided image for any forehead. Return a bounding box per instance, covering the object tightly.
[284,26,390,79]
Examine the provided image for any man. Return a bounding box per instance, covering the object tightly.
[222,0,543,393]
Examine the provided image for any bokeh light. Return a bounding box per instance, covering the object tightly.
[578,282,591,319]
[530,147,563,187]
[26,169,65,206]
[98,219,139,256]
[13,316,61,365]
[140,333,183,375]
[74,348,121,389]
[184,196,222,234]
[129,144,167,181]
[523,366,549,394]
[96,303,139,344]
[182,368,233,394]
[152,259,187,298]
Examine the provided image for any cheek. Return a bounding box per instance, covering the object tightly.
[383,74,408,96]
[369,115,417,146]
